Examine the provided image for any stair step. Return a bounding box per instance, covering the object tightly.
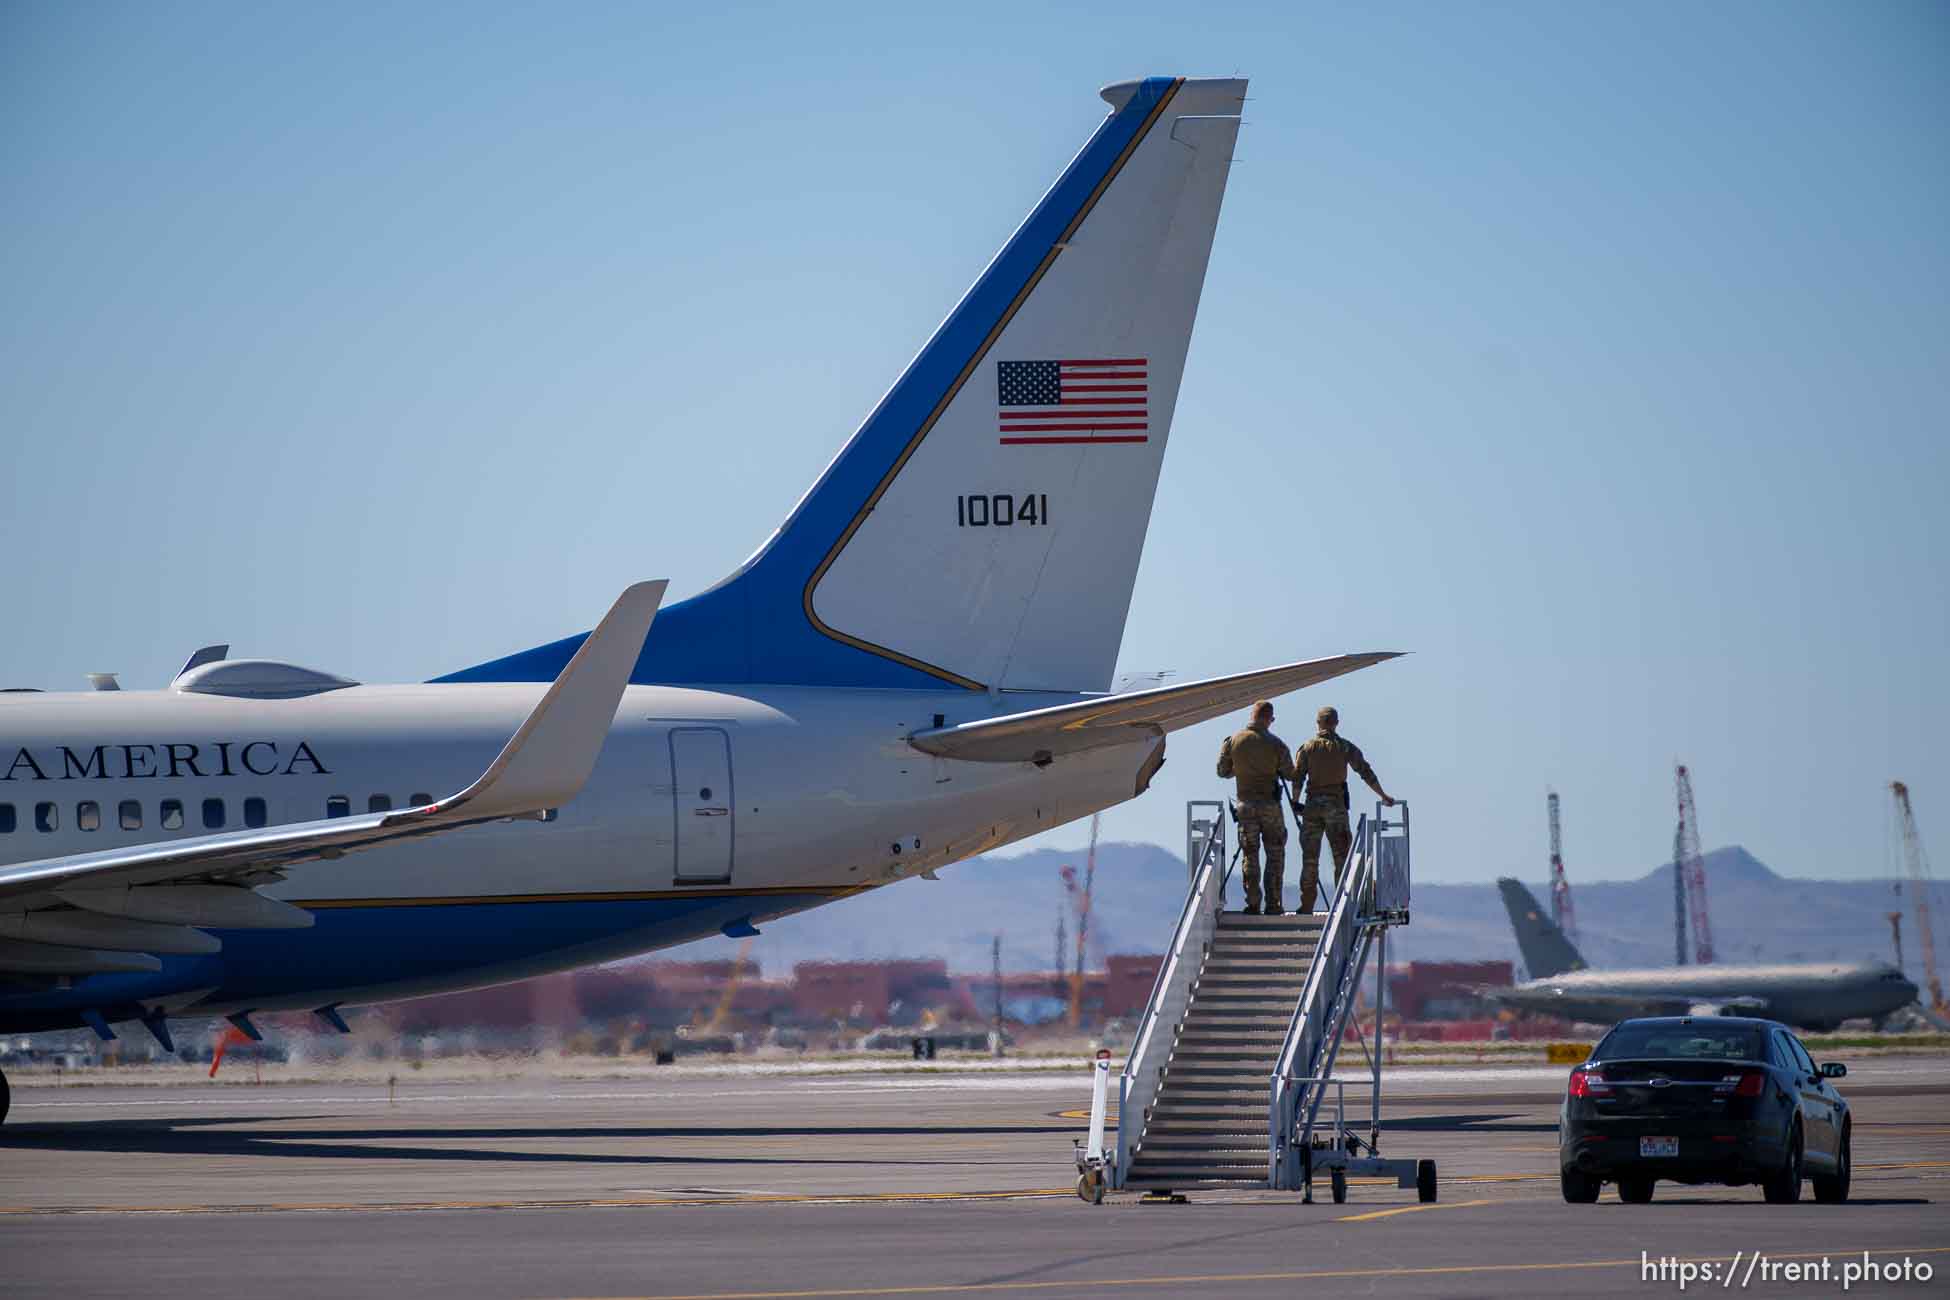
[1197,971,1303,986]
[1170,1048,1278,1063]
[1144,1114,1266,1131]
[1164,1060,1271,1071]
[1140,1124,1265,1139]
[1125,1175,1268,1191]
[1200,955,1313,970]
[1176,1038,1287,1053]
[1127,1161,1267,1181]
[1209,938,1319,951]
[1216,914,1321,928]
[1185,1001,1293,1015]
[1209,933,1319,945]
[1151,1107,1266,1123]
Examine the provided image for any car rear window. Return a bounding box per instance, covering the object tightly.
[1592,1025,1763,1062]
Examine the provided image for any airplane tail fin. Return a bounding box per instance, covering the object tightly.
[444,77,1245,691]
[1496,877,1589,978]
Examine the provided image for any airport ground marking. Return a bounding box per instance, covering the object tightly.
[561,1246,1950,1300]
[0,1188,1078,1217]
[1334,1196,1499,1222]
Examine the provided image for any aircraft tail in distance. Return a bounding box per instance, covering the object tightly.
[1496,877,1588,978]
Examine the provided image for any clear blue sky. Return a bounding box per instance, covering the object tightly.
[4,2,1945,888]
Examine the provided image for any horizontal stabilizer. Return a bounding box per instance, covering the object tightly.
[908,652,1401,763]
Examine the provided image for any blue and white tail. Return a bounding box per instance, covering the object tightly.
[447,77,1245,692]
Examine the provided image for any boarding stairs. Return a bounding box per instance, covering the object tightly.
[1075,796,1430,1203]
[1122,911,1323,1188]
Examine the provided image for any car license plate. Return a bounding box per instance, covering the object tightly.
[1640,1137,1679,1158]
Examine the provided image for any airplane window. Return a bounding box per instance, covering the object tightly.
[120,800,142,831]
[700,787,712,800]
[78,801,101,832]
[244,797,268,828]
[0,803,13,834]
[202,798,225,830]
[326,796,351,819]
[368,794,392,814]
[410,793,433,808]
[35,802,58,832]
[161,799,184,830]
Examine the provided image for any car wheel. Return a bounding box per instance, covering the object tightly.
[1560,1167,1601,1204]
[1763,1123,1803,1204]
[1813,1126,1851,1204]
[1617,1175,1656,1204]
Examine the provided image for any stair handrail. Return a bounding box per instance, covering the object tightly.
[1115,814,1230,1187]
[1267,813,1376,1188]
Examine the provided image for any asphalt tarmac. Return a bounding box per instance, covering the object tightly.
[3,1058,1947,1298]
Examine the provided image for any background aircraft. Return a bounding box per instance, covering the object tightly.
[1492,878,1918,1032]
[0,76,1398,1122]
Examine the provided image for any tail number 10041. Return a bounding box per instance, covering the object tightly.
[956,493,1049,528]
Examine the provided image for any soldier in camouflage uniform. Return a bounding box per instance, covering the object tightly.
[1292,706,1395,914]
[1216,700,1297,914]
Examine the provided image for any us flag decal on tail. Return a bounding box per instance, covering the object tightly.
[996,359,1149,445]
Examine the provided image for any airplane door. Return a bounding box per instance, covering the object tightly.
[671,727,734,883]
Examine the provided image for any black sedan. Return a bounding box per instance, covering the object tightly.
[1559,1015,1850,1204]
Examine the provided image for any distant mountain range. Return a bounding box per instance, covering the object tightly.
[659,842,1925,984]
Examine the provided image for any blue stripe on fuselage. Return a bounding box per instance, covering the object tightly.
[437,79,1181,691]
[0,892,840,1034]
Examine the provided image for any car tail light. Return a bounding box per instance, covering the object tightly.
[1717,1071,1765,1097]
[1568,1069,1607,1098]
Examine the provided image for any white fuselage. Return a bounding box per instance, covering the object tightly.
[0,683,1162,1023]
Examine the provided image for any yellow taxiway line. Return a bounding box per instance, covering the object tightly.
[0,1188,1075,1217]
[1334,1196,1498,1221]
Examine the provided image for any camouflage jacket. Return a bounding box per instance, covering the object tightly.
[1294,731,1382,800]
[1217,724,1296,802]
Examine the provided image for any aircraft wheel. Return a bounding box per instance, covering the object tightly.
[0,1066,8,1126]
[1077,1169,1106,1205]
[1329,1169,1347,1203]
[1416,1159,1438,1203]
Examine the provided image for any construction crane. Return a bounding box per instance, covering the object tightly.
[1547,790,1579,947]
[1892,781,1945,1013]
[1060,813,1102,1029]
[1673,765,1715,965]
[1053,915,1067,999]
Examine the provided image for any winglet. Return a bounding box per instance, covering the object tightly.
[398,581,666,825]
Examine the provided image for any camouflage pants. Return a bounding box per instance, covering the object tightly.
[1234,799,1287,912]
[1298,790,1353,913]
